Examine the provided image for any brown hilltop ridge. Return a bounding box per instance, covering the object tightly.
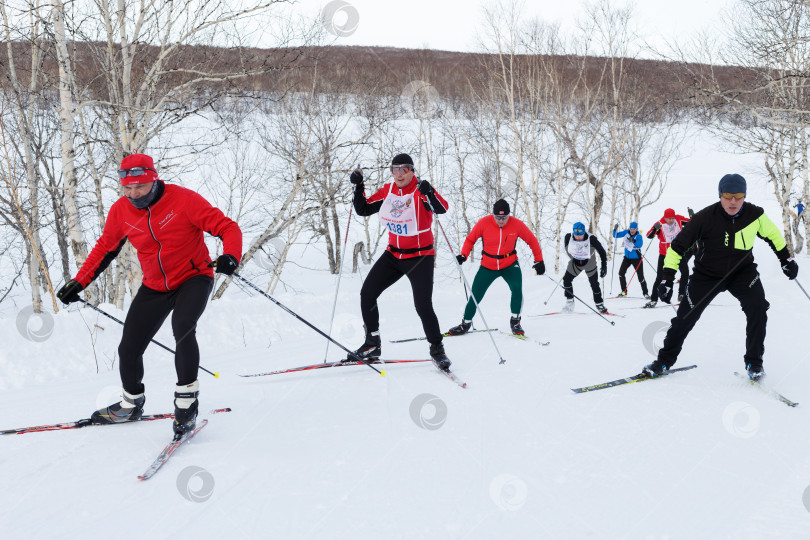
[0,41,759,114]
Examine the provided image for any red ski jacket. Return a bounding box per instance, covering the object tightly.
[75,182,242,291]
[353,177,449,259]
[460,215,544,271]
[646,214,689,256]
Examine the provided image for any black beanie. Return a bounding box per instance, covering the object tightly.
[718,173,746,197]
[493,199,510,216]
[391,153,414,167]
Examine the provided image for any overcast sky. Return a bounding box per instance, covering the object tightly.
[293,0,731,54]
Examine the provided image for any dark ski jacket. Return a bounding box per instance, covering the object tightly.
[663,201,788,280]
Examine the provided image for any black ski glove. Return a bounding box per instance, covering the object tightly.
[780,257,798,280]
[657,269,676,303]
[57,279,84,305]
[533,261,545,276]
[215,254,239,275]
[600,265,607,278]
[456,254,467,265]
[350,169,364,185]
[688,207,695,218]
[417,180,434,196]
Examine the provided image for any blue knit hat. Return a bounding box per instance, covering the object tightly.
[718,174,746,197]
[573,222,586,235]
[629,221,638,229]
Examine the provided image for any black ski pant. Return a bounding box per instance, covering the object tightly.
[563,259,603,304]
[118,275,214,394]
[650,253,690,302]
[657,265,769,370]
[618,256,648,296]
[360,251,442,344]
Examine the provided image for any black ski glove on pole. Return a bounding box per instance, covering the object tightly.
[781,257,799,280]
[533,261,545,276]
[350,169,364,185]
[57,280,84,305]
[215,254,239,275]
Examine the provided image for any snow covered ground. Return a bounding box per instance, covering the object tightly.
[3,140,810,539]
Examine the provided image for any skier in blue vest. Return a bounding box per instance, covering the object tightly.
[612,222,649,298]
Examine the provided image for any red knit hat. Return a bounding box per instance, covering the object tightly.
[119,153,158,185]
[663,208,676,219]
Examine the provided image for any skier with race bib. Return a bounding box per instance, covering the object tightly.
[447,199,545,336]
[645,208,690,308]
[348,153,451,370]
[612,222,649,298]
[562,222,608,314]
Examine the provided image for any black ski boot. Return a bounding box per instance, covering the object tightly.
[595,303,608,314]
[510,316,525,335]
[430,341,452,371]
[746,363,765,382]
[346,331,381,361]
[641,359,669,377]
[173,380,199,439]
[91,390,145,424]
[447,320,471,336]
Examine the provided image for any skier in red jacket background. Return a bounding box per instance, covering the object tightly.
[645,208,690,308]
[56,153,242,438]
[447,199,544,336]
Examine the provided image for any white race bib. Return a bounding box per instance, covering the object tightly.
[568,237,591,261]
[662,221,681,243]
[623,235,636,253]
[379,189,418,236]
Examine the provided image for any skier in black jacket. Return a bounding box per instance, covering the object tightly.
[642,174,798,380]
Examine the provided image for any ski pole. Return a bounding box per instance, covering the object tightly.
[78,299,220,378]
[323,202,355,363]
[610,236,618,295]
[418,179,507,364]
[231,272,385,376]
[543,275,564,305]
[544,274,615,326]
[795,278,810,302]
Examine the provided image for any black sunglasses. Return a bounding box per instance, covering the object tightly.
[118,167,155,179]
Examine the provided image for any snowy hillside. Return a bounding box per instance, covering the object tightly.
[2,142,810,539]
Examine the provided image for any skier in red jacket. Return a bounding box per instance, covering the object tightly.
[447,199,544,336]
[645,208,690,308]
[348,153,451,369]
[56,153,242,438]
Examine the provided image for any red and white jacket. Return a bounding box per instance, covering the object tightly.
[75,182,242,291]
[646,214,689,256]
[353,177,448,259]
[460,215,543,271]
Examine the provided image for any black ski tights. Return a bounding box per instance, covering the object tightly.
[118,275,213,394]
